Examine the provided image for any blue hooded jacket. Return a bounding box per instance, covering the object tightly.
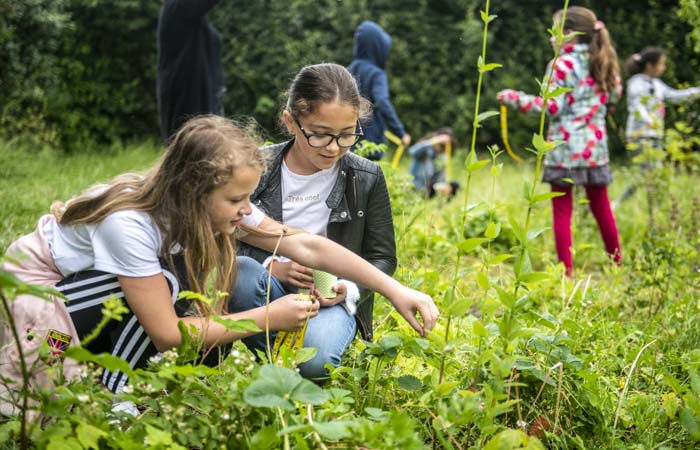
[347,21,406,145]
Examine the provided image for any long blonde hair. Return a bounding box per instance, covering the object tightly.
[52,116,267,314]
[555,6,620,93]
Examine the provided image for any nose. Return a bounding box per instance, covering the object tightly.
[326,138,341,153]
[241,198,252,216]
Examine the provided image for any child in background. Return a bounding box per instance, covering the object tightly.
[408,127,460,199]
[497,6,622,277]
[348,21,411,160]
[615,47,700,204]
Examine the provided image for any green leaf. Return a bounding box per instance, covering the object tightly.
[446,299,472,317]
[476,110,500,124]
[76,422,107,450]
[480,10,498,23]
[508,215,526,244]
[434,381,460,396]
[527,227,549,241]
[244,364,302,410]
[480,62,503,73]
[250,425,281,450]
[64,347,133,377]
[290,379,329,405]
[680,408,700,440]
[144,425,187,449]
[548,86,571,98]
[467,159,490,173]
[487,254,514,266]
[458,237,488,253]
[531,133,559,153]
[518,272,551,283]
[494,286,515,309]
[523,180,533,201]
[484,222,501,239]
[476,271,490,289]
[397,375,423,391]
[47,437,82,450]
[211,316,261,333]
[689,368,700,394]
[473,320,489,338]
[313,422,352,440]
[532,191,565,203]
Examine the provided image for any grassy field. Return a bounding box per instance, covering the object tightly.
[2,140,700,448]
[0,141,162,252]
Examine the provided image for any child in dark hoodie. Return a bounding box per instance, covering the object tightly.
[348,21,411,161]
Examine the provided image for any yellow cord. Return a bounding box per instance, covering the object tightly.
[386,131,405,168]
[271,291,313,361]
[500,104,524,163]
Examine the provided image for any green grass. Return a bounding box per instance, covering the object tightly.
[0,141,162,252]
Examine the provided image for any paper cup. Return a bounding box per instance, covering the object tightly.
[313,270,338,298]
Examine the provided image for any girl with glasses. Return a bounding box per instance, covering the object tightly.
[237,63,401,380]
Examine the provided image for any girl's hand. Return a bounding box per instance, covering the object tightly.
[269,260,314,289]
[267,294,319,331]
[389,287,439,337]
[401,133,412,147]
[311,284,347,308]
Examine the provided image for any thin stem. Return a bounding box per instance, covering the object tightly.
[306,404,329,450]
[0,291,30,450]
[612,340,657,446]
[266,231,287,363]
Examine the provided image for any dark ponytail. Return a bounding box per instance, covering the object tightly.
[624,47,665,77]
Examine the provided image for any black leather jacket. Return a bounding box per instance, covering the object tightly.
[238,140,397,340]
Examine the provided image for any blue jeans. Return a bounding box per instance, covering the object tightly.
[231,256,357,379]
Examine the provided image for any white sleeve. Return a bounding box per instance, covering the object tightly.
[337,280,361,315]
[91,211,163,277]
[660,80,700,104]
[243,203,265,227]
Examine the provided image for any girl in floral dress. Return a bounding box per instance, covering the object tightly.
[497,6,622,276]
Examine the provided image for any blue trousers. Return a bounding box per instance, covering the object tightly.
[231,256,357,379]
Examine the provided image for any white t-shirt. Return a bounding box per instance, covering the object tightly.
[280,159,338,236]
[275,160,360,314]
[45,205,265,277]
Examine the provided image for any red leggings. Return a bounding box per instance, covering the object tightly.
[551,184,621,275]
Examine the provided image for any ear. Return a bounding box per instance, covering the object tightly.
[282,111,295,134]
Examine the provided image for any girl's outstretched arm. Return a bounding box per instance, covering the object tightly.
[240,216,439,336]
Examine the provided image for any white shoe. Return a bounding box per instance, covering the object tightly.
[109,400,139,425]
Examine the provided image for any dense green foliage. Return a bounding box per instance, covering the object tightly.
[2,0,699,154]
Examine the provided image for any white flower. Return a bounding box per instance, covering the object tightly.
[149,353,164,364]
[231,350,241,358]
[222,413,230,420]
[77,394,89,402]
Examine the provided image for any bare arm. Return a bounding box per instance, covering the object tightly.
[239,216,439,336]
[118,273,318,352]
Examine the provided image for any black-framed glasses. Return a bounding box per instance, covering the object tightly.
[293,117,363,148]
